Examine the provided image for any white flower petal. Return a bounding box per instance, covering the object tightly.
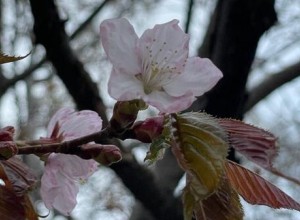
[164,57,223,97]
[144,90,195,113]
[47,108,102,141]
[100,18,141,75]
[139,19,189,72]
[47,108,74,137]
[41,153,97,215]
[108,68,145,101]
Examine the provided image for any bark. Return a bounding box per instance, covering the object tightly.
[199,0,277,119]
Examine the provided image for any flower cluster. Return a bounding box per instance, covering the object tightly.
[39,18,223,216]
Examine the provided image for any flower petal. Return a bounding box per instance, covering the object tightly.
[47,108,102,141]
[144,90,195,113]
[51,154,98,179]
[100,18,141,75]
[139,19,189,72]
[108,67,145,101]
[164,57,223,97]
[47,108,74,138]
[41,170,78,216]
[41,153,97,215]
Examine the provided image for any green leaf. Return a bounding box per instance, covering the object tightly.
[0,52,29,64]
[182,187,196,220]
[144,115,172,165]
[169,112,229,219]
[144,137,170,165]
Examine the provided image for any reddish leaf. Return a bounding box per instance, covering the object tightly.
[23,194,38,220]
[0,157,37,195]
[219,119,278,169]
[225,161,300,211]
[0,158,38,219]
[0,186,26,220]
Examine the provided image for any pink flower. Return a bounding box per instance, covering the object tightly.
[41,108,101,215]
[100,18,222,113]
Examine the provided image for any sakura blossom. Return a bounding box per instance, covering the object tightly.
[40,108,101,215]
[100,18,223,113]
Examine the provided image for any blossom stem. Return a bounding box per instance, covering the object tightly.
[16,128,112,155]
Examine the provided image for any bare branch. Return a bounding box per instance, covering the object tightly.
[244,61,300,112]
[185,0,194,33]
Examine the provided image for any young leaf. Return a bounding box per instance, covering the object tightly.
[0,162,38,220]
[194,175,244,220]
[23,194,38,220]
[0,157,37,195]
[225,160,300,211]
[0,186,26,220]
[169,112,228,219]
[144,115,171,164]
[144,138,170,165]
[0,52,29,64]
[218,118,278,170]
[171,112,228,197]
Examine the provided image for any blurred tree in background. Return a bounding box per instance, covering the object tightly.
[1,0,300,219]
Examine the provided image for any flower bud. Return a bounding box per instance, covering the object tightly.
[132,116,164,143]
[0,141,18,160]
[0,126,15,141]
[79,144,122,166]
[109,100,147,134]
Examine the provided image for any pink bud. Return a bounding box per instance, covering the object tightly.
[0,126,15,141]
[80,144,122,166]
[132,116,164,143]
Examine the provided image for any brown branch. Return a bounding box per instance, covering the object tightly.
[185,0,194,33]
[244,61,300,112]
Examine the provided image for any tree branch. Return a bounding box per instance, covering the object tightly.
[244,61,300,112]
[185,0,194,33]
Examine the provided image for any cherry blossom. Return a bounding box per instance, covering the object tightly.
[40,108,101,215]
[100,18,222,113]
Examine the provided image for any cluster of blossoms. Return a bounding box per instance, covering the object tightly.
[0,18,221,216]
[39,18,222,216]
